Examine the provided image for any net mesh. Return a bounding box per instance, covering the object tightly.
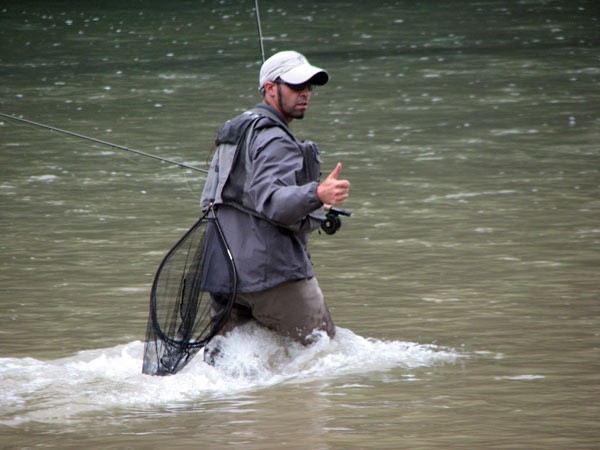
[142,213,235,376]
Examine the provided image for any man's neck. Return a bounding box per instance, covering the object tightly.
[262,99,293,124]
[256,103,291,127]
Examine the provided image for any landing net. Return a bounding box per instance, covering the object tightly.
[142,210,236,375]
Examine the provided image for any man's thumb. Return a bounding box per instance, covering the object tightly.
[327,162,342,180]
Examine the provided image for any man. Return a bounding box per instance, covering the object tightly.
[200,50,350,355]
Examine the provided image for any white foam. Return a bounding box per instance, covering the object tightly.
[496,374,546,381]
[0,325,459,425]
[28,174,58,182]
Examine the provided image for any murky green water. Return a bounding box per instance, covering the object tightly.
[1,1,598,448]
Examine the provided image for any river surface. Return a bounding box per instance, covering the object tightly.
[0,1,598,449]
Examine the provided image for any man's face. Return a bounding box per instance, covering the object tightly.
[264,80,314,123]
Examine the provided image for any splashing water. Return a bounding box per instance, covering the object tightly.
[0,326,460,426]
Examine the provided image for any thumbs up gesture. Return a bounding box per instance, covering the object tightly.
[317,162,351,207]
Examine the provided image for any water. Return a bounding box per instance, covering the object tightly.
[1,1,599,448]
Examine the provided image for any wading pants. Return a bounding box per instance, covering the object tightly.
[211,277,335,345]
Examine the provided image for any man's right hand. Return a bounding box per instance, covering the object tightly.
[317,162,351,206]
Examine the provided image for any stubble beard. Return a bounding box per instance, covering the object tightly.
[277,84,306,121]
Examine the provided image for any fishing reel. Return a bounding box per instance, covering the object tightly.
[321,207,352,235]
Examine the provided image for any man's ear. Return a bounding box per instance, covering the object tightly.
[263,81,278,98]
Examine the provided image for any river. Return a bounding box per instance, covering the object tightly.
[1,1,598,448]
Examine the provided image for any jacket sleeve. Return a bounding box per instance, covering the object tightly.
[248,129,323,231]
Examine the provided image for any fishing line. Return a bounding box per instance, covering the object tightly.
[2,1,268,173]
[0,112,208,174]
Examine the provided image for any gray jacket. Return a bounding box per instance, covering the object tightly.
[200,104,325,293]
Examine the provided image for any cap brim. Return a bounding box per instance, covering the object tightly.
[280,65,329,86]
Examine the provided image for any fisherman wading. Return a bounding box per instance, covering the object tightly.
[200,51,351,361]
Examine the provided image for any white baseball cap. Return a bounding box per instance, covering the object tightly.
[259,50,329,90]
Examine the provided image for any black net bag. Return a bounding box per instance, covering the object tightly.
[142,208,236,376]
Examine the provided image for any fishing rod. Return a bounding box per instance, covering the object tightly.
[0,112,208,173]
[254,0,265,63]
